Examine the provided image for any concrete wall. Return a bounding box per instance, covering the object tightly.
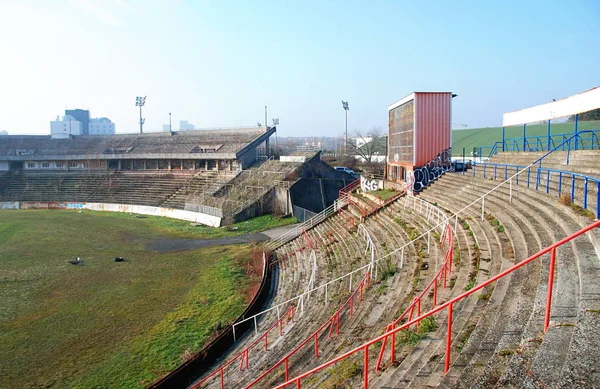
[237,147,258,169]
[0,201,222,227]
[0,161,8,171]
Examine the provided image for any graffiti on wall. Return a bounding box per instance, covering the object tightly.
[360,177,384,192]
[411,148,452,193]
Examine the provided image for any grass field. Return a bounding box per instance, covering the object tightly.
[451,120,600,156]
[0,210,295,389]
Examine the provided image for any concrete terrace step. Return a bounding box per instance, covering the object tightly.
[421,174,598,388]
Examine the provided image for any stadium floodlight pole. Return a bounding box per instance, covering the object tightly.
[135,96,147,133]
[169,112,172,132]
[342,101,349,154]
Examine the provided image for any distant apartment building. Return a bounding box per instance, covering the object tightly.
[65,109,90,135]
[89,118,115,135]
[179,120,195,130]
[50,115,83,138]
[50,109,115,138]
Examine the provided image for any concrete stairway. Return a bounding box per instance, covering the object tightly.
[399,173,600,389]
[489,150,600,179]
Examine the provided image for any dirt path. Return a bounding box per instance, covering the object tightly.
[149,233,270,252]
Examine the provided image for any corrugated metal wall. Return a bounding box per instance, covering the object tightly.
[414,93,451,166]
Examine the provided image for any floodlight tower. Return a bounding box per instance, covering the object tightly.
[272,118,279,150]
[135,96,147,133]
[342,101,349,154]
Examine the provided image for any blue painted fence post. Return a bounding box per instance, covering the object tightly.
[523,124,527,151]
[574,114,579,151]
[547,120,551,151]
[583,178,588,209]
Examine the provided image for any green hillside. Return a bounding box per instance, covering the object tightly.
[451,120,600,156]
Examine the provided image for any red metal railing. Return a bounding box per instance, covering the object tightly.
[269,230,313,269]
[339,178,361,199]
[272,219,600,388]
[338,208,356,228]
[244,271,372,388]
[191,305,296,389]
[376,222,454,370]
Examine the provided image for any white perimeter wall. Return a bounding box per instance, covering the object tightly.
[0,202,222,227]
[503,86,600,126]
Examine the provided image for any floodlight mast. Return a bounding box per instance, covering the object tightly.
[342,101,349,154]
[135,96,147,133]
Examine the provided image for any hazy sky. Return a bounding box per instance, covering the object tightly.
[1,0,598,137]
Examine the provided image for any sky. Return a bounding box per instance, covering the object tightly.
[0,0,598,137]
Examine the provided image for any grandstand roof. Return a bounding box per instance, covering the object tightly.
[0,127,275,160]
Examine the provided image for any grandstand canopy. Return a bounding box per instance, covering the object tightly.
[503,86,600,126]
[0,127,274,161]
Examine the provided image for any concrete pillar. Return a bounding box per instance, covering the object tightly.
[168,160,172,170]
[265,138,270,158]
[205,160,208,170]
[118,160,122,170]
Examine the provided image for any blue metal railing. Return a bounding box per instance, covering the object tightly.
[470,130,600,218]
[471,162,599,219]
[477,129,600,159]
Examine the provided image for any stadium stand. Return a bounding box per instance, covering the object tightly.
[187,142,599,389]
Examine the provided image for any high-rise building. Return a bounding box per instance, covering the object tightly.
[65,109,90,135]
[89,117,115,135]
[50,115,83,138]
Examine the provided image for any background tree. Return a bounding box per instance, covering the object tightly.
[568,108,600,122]
[344,127,387,163]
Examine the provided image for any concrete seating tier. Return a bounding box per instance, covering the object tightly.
[367,192,506,389]
[191,160,300,212]
[488,150,600,179]
[0,171,197,207]
[406,173,600,389]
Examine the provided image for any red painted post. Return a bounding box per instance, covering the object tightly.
[336,312,340,335]
[417,298,421,317]
[296,378,301,389]
[433,279,438,306]
[314,334,319,358]
[280,318,283,336]
[220,368,224,389]
[350,297,354,317]
[544,248,557,332]
[390,324,396,364]
[364,346,369,389]
[443,265,447,289]
[360,283,364,301]
[285,358,289,381]
[265,334,268,351]
[245,349,249,369]
[445,302,453,373]
[448,242,454,274]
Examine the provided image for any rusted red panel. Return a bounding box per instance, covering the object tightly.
[414,92,452,166]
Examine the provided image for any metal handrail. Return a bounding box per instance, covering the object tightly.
[264,130,599,387]
[472,160,600,219]
[480,129,600,158]
[273,220,600,388]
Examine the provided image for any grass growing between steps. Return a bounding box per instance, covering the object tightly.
[559,193,596,221]
[308,358,362,389]
[370,188,398,201]
[0,210,263,389]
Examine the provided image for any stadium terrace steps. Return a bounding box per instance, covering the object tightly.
[488,150,600,179]
[412,173,600,389]
[192,195,454,388]
[369,193,506,389]
[0,171,198,207]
